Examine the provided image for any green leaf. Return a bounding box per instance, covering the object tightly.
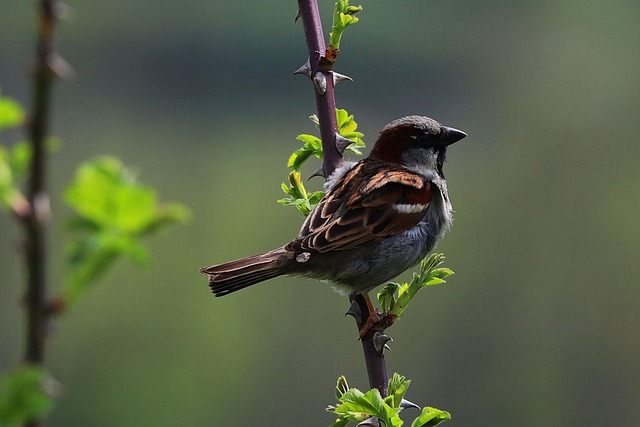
[289,133,323,170]
[328,378,402,427]
[411,407,451,427]
[62,156,189,305]
[336,109,365,154]
[334,388,396,422]
[9,142,31,178]
[278,170,324,216]
[0,366,56,426]
[0,146,26,211]
[307,191,325,205]
[377,282,400,313]
[288,109,365,172]
[335,375,350,400]
[329,418,351,427]
[64,156,189,234]
[329,374,449,427]
[64,232,149,305]
[0,95,25,131]
[64,156,157,232]
[386,373,411,409]
[0,146,14,205]
[376,253,454,318]
[329,0,363,50]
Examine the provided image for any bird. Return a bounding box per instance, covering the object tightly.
[200,115,466,331]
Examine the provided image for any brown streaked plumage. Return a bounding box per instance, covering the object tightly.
[200,115,466,299]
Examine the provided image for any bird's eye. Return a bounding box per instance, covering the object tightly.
[413,134,430,145]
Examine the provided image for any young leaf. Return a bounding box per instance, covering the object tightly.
[386,373,411,409]
[288,109,365,173]
[278,170,324,216]
[336,375,350,400]
[336,109,365,154]
[328,374,449,427]
[9,142,32,178]
[377,282,401,314]
[62,156,189,305]
[333,388,398,425]
[329,0,363,51]
[0,147,15,206]
[0,93,25,131]
[288,134,323,170]
[0,366,56,426]
[410,407,451,427]
[376,253,454,318]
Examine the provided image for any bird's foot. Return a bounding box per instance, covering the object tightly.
[358,310,397,339]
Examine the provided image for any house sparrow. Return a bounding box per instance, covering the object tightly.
[201,116,466,314]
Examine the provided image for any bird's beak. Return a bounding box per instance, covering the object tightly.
[440,126,467,146]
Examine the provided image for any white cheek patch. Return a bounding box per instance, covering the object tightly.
[393,203,429,214]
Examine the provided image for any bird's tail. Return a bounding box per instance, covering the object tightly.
[200,247,292,297]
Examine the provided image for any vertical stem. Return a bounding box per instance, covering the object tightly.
[24,0,56,370]
[297,0,389,398]
[351,294,389,397]
[297,0,342,177]
[21,3,58,426]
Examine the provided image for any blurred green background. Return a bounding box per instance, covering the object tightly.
[1,0,639,426]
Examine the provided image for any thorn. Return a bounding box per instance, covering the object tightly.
[309,165,325,179]
[41,374,64,397]
[33,192,51,223]
[293,60,312,78]
[335,134,354,154]
[313,71,327,95]
[47,53,74,79]
[333,72,353,85]
[55,2,73,20]
[372,332,392,356]
[400,399,421,410]
[357,417,380,427]
[294,6,301,23]
[345,299,362,323]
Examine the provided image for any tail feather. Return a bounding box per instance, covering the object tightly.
[200,248,291,297]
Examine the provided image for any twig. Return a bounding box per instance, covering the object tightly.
[296,0,342,178]
[23,1,60,425]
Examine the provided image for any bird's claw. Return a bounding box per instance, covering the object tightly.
[358,310,397,339]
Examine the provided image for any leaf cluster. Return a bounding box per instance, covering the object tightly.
[288,109,364,171]
[329,0,363,51]
[278,170,324,217]
[377,253,454,318]
[1,90,190,307]
[279,109,364,216]
[0,91,28,211]
[63,156,190,305]
[327,373,450,427]
[1,90,190,420]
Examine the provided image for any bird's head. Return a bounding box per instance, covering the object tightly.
[369,115,467,178]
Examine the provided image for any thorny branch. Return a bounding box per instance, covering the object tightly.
[296,0,389,400]
[22,1,65,425]
[296,0,342,178]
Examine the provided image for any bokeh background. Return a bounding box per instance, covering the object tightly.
[1,1,639,426]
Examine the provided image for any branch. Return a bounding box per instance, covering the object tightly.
[297,0,390,400]
[350,294,390,397]
[24,0,61,369]
[296,0,342,178]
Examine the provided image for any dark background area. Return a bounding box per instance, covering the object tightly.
[1,1,639,426]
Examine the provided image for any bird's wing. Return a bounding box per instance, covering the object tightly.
[288,159,433,253]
